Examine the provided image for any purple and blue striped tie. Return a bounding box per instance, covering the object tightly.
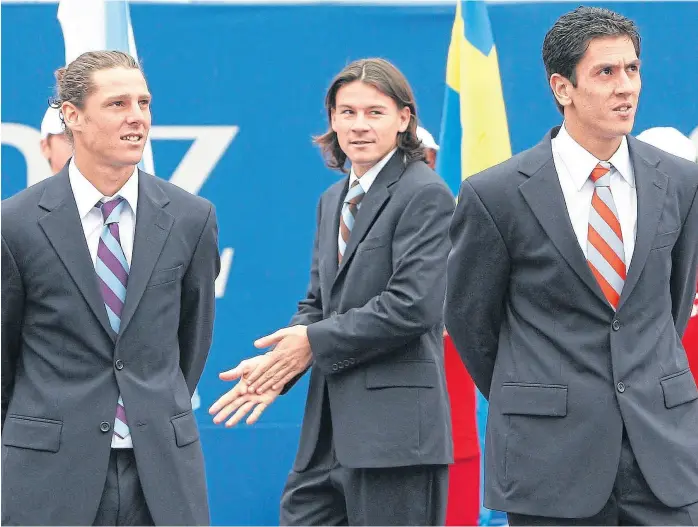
[96,197,130,440]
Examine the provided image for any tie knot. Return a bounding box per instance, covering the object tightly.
[97,197,126,224]
[590,163,611,187]
[345,180,365,206]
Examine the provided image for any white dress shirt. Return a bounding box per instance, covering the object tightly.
[68,158,138,448]
[338,149,397,253]
[552,124,637,269]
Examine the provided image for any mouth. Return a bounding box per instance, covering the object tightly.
[350,140,373,146]
[121,133,143,143]
[612,103,633,115]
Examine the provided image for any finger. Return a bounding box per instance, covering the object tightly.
[249,359,288,393]
[256,364,293,394]
[226,400,256,427]
[272,369,303,391]
[219,361,250,381]
[212,394,251,424]
[246,403,268,425]
[254,329,288,349]
[244,354,280,386]
[208,383,247,414]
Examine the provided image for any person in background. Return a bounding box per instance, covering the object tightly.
[417,124,482,527]
[39,106,73,174]
[417,125,440,170]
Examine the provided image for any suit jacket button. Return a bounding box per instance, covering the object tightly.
[617,382,626,393]
[349,358,355,365]
[612,320,621,331]
[100,421,111,433]
[343,360,350,366]
[115,359,124,370]
[332,364,339,372]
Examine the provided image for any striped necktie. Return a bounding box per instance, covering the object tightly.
[96,197,130,439]
[338,180,365,265]
[587,163,626,310]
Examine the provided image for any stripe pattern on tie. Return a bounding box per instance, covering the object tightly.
[587,163,626,310]
[96,197,130,440]
[338,180,366,264]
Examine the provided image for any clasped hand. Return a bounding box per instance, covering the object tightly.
[209,325,313,426]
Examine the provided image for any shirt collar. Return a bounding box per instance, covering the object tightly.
[68,158,139,219]
[349,148,397,193]
[553,123,635,190]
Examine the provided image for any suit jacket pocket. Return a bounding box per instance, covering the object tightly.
[651,229,680,250]
[661,369,698,408]
[147,265,183,288]
[357,234,389,252]
[366,360,437,389]
[500,383,568,417]
[171,410,200,447]
[2,414,62,452]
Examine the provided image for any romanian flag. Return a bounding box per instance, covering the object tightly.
[438,2,511,525]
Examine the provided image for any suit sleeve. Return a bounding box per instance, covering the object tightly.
[2,235,24,428]
[280,197,325,394]
[444,180,510,399]
[671,181,698,337]
[306,182,454,375]
[178,204,221,395]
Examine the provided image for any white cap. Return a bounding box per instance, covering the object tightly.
[416,125,439,151]
[40,107,65,139]
[636,127,697,162]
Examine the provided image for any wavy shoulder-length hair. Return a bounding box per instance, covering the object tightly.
[314,58,425,173]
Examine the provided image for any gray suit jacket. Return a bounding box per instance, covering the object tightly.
[284,153,455,471]
[445,127,698,518]
[1,166,220,525]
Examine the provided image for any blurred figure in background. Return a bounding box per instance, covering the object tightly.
[417,122,481,527]
[39,106,73,174]
[636,127,697,162]
[417,125,440,170]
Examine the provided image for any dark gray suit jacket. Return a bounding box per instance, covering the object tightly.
[445,127,698,518]
[283,153,455,472]
[1,166,220,525]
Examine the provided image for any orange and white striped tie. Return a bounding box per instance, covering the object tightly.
[587,163,626,310]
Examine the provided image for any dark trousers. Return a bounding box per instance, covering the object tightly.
[507,429,698,526]
[93,449,154,526]
[280,392,448,526]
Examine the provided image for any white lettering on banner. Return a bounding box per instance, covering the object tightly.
[1,122,236,299]
[692,294,698,318]
[148,125,239,195]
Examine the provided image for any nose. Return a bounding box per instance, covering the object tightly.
[350,111,370,132]
[126,104,147,125]
[615,69,635,95]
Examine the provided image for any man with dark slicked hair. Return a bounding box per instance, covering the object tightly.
[446,6,698,525]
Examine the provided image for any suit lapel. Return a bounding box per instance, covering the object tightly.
[117,172,174,341]
[519,131,609,306]
[323,181,346,287]
[333,153,405,285]
[38,169,116,341]
[617,137,666,310]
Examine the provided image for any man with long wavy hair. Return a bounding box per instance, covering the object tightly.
[211,58,455,525]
